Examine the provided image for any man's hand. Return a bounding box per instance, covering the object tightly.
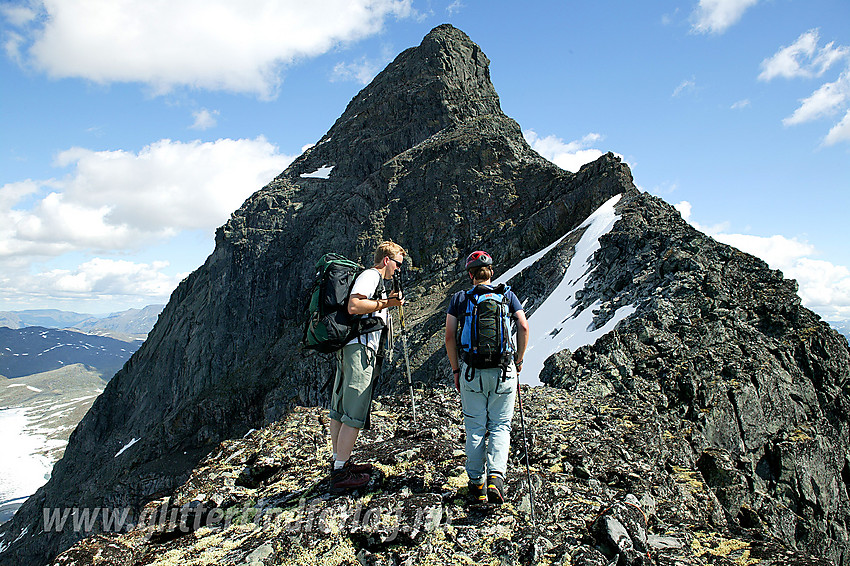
[386,291,404,309]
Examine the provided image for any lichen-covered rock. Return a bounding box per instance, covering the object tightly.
[590,494,650,565]
[48,386,832,565]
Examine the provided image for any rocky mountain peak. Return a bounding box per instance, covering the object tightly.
[285,23,502,181]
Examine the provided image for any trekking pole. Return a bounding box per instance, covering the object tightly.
[394,274,417,426]
[516,380,538,530]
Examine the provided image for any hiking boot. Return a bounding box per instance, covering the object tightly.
[330,464,370,493]
[328,458,373,475]
[487,474,505,504]
[467,481,487,503]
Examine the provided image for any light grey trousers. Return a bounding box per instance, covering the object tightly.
[458,361,517,483]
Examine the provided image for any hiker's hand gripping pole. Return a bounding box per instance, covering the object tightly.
[394,273,417,426]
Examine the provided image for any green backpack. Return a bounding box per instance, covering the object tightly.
[303,253,385,353]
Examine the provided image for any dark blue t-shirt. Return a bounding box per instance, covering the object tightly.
[447,285,524,319]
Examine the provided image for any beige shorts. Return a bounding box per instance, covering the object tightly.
[328,342,377,429]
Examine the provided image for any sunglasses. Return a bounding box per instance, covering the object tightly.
[388,257,403,267]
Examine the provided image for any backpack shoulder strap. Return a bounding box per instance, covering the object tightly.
[350,269,385,314]
[373,272,386,299]
[462,287,478,312]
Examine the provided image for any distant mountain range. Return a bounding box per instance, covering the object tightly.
[829,320,850,342]
[68,305,164,338]
[0,327,141,380]
[0,308,159,527]
[0,310,91,330]
[0,305,163,340]
[0,308,160,528]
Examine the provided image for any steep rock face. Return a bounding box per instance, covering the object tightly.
[540,191,850,563]
[0,25,633,566]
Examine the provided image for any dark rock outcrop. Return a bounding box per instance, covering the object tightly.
[541,192,850,564]
[45,387,835,566]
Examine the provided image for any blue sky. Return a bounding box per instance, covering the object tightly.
[1,0,848,320]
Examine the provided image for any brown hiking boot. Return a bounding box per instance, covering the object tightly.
[349,461,373,474]
[328,458,373,475]
[330,464,370,493]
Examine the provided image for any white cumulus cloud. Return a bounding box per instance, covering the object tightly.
[691,0,759,35]
[41,258,178,297]
[824,109,850,145]
[0,137,295,258]
[0,179,40,209]
[524,130,606,173]
[4,0,413,97]
[759,29,849,81]
[0,137,296,310]
[782,70,850,126]
[712,233,815,270]
[0,4,36,27]
[759,29,850,146]
[676,201,850,320]
[0,257,184,308]
[673,201,692,221]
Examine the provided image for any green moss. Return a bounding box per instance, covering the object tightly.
[690,531,754,563]
[671,465,706,494]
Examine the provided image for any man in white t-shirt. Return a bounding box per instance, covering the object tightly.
[328,241,406,492]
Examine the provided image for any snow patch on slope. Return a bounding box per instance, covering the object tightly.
[496,194,634,385]
[114,438,140,458]
[0,408,54,509]
[300,165,334,179]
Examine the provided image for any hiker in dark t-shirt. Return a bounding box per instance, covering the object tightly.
[445,251,529,504]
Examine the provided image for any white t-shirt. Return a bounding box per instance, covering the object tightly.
[346,268,388,352]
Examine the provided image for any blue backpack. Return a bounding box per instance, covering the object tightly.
[457,283,516,372]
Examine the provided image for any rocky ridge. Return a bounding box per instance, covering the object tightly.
[48,386,832,566]
[539,192,850,563]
